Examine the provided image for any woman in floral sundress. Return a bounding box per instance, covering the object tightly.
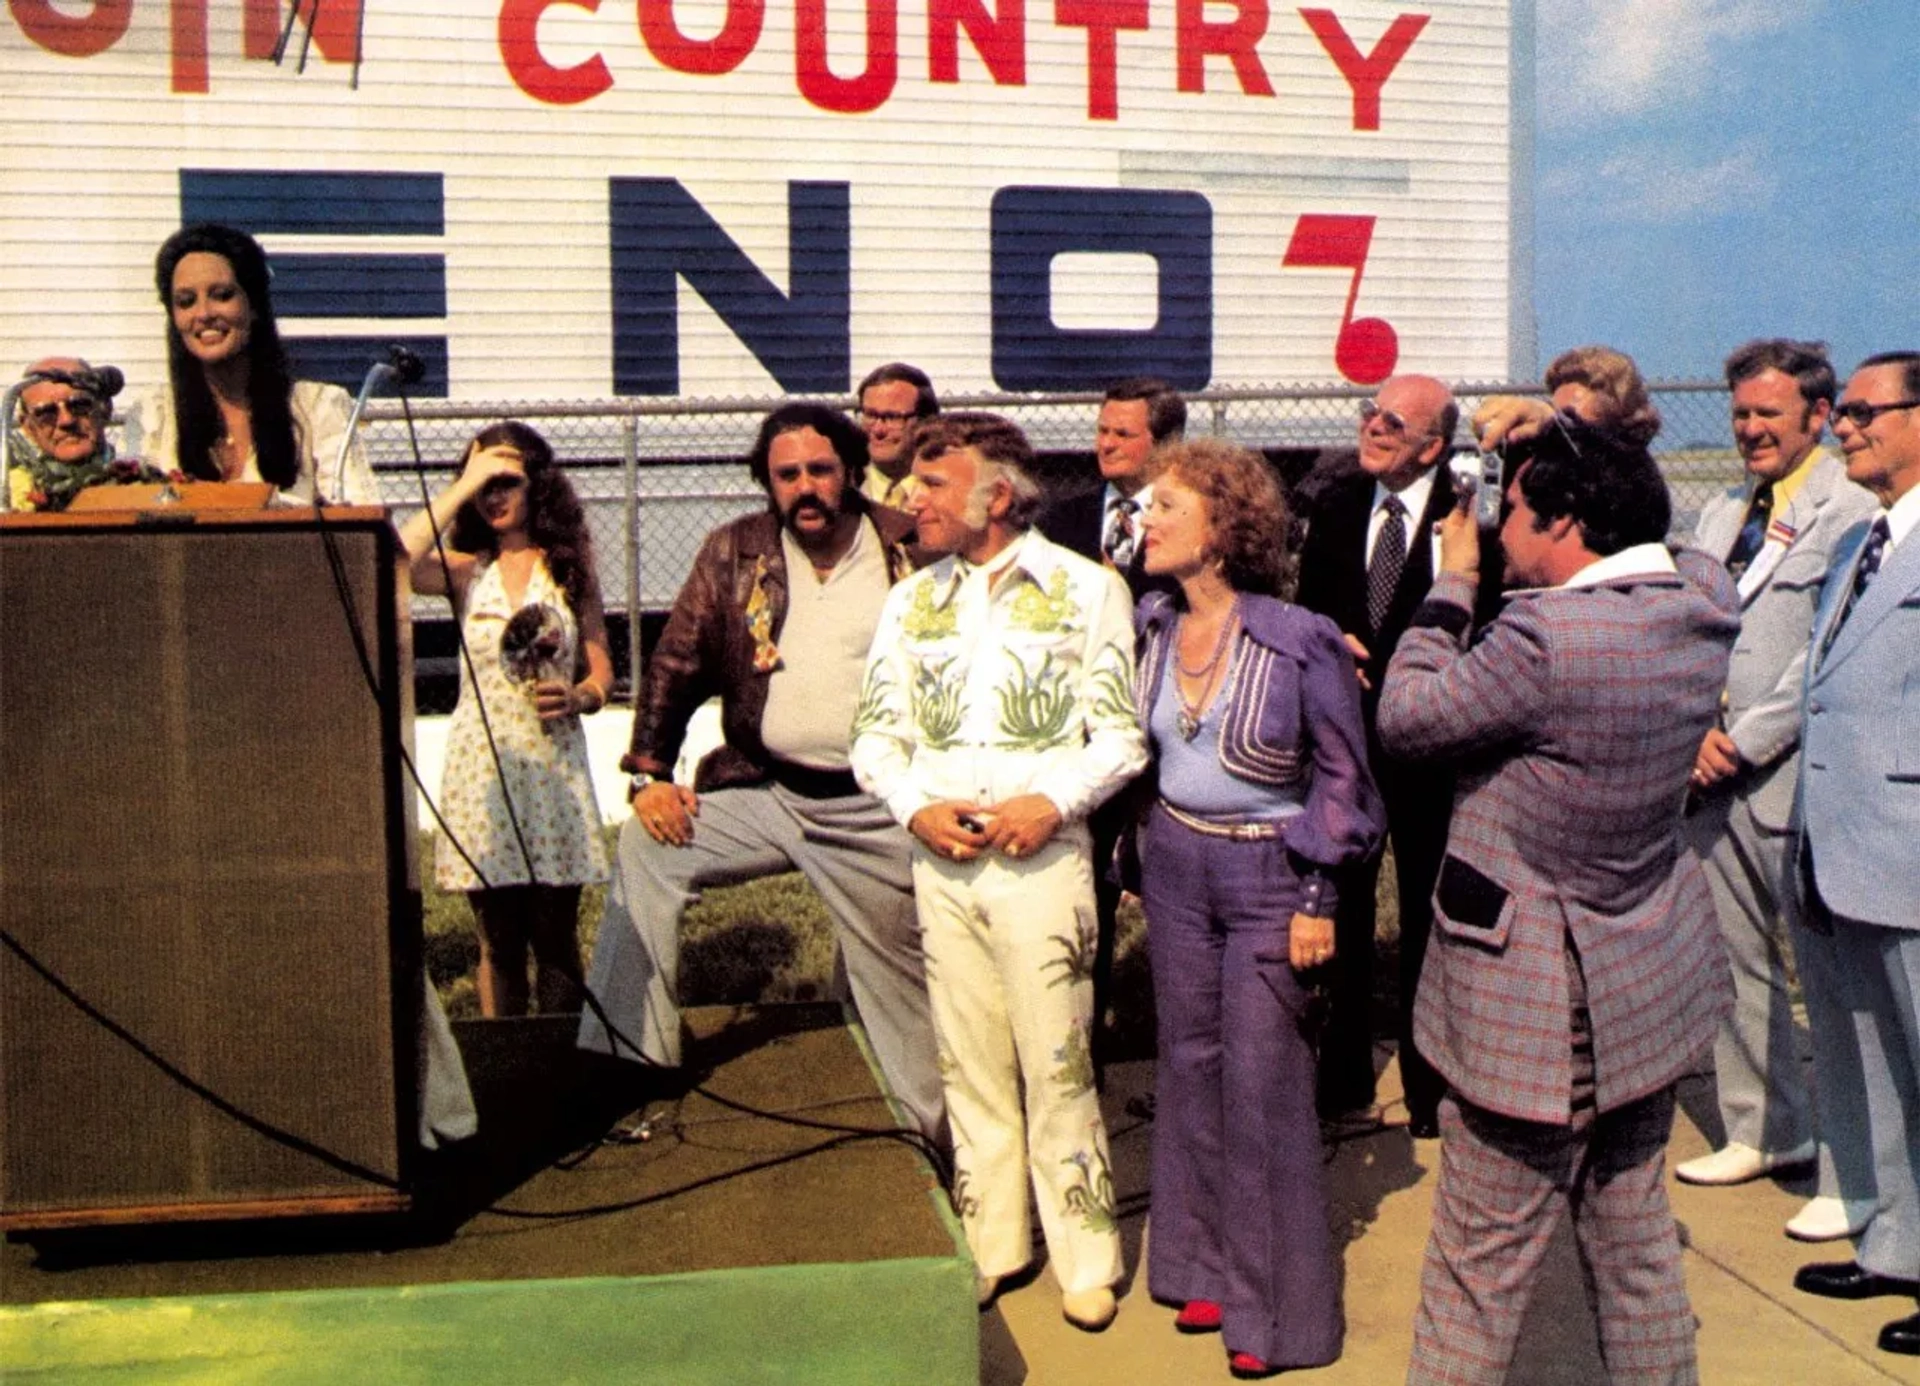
[400,421,611,1016]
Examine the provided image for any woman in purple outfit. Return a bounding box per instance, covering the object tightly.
[1131,438,1384,1378]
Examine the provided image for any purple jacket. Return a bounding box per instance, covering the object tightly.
[1133,591,1385,909]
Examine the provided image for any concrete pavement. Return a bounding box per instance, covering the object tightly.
[982,1055,1920,1384]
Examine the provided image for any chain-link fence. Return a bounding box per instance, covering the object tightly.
[355,380,1743,711]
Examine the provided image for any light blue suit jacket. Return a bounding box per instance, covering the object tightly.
[1693,449,1877,829]
[1799,509,1920,927]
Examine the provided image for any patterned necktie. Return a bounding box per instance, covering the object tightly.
[1724,481,1774,579]
[1831,516,1893,644]
[1105,497,1139,568]
[1365,494,1408,633]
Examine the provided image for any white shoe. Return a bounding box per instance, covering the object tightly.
[1061,1286,1117,1332]
[1674,1140,1816,1186]
[1785,1195,1874,1242]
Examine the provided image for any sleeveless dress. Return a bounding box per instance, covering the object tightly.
[435,555,609,892]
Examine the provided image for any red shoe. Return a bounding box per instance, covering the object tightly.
[1174,1299,1223,1334]
[1229,1351,1281,1379]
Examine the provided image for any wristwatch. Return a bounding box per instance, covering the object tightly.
[628,772,657,800]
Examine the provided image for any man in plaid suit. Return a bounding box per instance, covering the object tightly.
[1378,421,1739,1386]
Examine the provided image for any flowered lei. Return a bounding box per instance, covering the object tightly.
[5,434,171,513]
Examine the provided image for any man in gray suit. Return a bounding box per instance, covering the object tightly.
[1675,343,1877,1238]
[1381,423,1738,1384]
[1790,351,1920,1357]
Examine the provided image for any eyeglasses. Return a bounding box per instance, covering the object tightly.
[25,397,100,427]
[859,408,917,427]
[1830,397,1920,430]
[1359,399,1411,434]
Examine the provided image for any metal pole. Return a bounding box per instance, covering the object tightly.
[623,414,641,701]
[0,382,29,512]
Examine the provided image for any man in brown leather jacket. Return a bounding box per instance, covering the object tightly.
[577,402,943,1139]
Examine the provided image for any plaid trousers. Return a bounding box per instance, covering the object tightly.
[1408,951,1698,1386]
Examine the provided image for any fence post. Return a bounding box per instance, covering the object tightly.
[623,413,641,701]
[1211,399,1227,438]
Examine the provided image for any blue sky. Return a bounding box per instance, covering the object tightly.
[1533,0,1918,382]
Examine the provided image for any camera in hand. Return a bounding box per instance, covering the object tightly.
[1447,447,1506,530]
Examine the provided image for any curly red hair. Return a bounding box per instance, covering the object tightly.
[1154,438,1292,598]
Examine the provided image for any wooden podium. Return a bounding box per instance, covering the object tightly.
[0,505,420,1229]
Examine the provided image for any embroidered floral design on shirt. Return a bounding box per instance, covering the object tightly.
[996,652,1075,748]
[899,578,959,642]
[1008,568,1080,634]
[850,662,897,743]
[1085,643,1139,725]
[745,555,780,672]
[911,658,966,750]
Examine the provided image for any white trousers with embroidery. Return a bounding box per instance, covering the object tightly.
[914,837,1121,1294]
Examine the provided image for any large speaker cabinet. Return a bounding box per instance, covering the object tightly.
[0,509,419,1229]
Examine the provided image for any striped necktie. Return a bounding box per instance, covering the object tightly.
[1829,516,1892,647]
[1104,497,1139,568]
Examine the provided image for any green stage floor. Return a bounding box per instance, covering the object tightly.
[1,1005,975,1384]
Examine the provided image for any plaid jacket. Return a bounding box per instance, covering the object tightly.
[1377,552,1740,1122]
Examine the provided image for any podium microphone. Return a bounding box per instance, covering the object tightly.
[334,346,425,504]
[85,365,126,401]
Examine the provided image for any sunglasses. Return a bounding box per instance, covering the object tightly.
[1830,398,1920,430]
[25,398,100,427]
[1359,399,1413,434]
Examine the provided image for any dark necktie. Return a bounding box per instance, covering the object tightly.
[1366,494,1408,633]
[1104,497,1139,568]
[1829,516,1893,647]
[1724,481,1774,579]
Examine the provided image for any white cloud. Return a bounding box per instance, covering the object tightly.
[1539,140,1778,223]
[1539,0,1818,121]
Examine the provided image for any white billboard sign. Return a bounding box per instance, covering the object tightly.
[0,0,1526,401]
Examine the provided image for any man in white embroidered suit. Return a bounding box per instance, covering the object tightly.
[850,412,1146,1333]
[1677,341,1877,1246]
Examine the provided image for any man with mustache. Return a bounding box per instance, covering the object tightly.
[577,402,943,1141]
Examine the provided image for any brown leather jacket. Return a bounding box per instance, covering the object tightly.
[623,503,920,791]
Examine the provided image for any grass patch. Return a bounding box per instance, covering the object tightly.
[424,828,836,1019]
[423,830,1402,1040]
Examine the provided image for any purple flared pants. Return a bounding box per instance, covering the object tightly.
[1140,803,1343,1368]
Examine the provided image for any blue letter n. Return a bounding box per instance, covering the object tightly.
[611,179,850,396]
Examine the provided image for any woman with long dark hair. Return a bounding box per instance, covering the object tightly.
[130,223,378,504]
[400,421,612,1016]
[1130,438,1383,1378]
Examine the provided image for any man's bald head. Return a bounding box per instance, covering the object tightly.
[1357,374,1458,491]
